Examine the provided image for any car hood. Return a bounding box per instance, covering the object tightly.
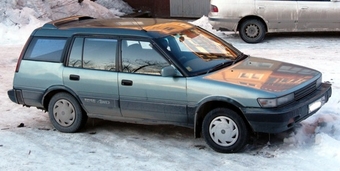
[204,57,320,92]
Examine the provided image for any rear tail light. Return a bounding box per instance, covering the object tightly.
[211,5,218,13]
[15,55,24,72]
[15,36,32,72]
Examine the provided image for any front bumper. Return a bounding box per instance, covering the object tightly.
[243,83,332,133]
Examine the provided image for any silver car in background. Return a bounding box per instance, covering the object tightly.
[208,0,340,43]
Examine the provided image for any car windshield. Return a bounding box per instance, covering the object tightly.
[155,27,241,75]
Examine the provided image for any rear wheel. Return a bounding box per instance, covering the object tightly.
[48,92,87,133]
[202,108,249,153]
[239,19,266,43]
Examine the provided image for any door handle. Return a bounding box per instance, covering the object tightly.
[69,74,80,81]
[121,79,133,86]
[300,7,308,10]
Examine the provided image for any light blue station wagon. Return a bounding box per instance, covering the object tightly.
[8,16,332,153]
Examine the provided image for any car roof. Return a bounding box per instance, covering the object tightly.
[33,16,195,38]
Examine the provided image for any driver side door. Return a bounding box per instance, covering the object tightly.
[297,0,340,30]
[118,39,188,123]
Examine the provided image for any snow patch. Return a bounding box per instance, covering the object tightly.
[0,0,132,45]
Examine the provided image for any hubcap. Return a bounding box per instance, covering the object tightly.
[245,24,259,38]
[209,116,239,147]
[53,99,76,127]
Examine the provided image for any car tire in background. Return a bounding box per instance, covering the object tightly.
[48,92,87,133]
[202,108,249,153]
[239,19,266,43]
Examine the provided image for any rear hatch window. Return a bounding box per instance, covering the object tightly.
[24,37,67,62]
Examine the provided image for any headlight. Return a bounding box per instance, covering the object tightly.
[258,93,294,108]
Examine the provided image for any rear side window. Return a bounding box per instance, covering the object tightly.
[68,37,117,71]
[24,37,67,62]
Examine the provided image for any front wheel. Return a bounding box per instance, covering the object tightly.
[48,92,87,133]
[239,19,266,43]
[202,108,249,153]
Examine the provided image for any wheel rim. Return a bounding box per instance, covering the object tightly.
[245,24,260,38]
[209,116,239,147]
[53,99,76,127]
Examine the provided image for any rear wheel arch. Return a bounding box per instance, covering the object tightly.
[42,86,83,112]
[237,16,268,33]
[194,98,252,138]
[237,16,268,43]
[48,92,88,132]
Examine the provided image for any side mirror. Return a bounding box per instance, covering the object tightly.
[161,66,177,77]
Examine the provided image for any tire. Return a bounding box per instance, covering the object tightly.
[239,19,266,43]
[48,92,87,133]
[202,108,249,153]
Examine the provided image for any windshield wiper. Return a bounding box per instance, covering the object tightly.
[206,61,233,74]
[232,53,249,65]
[205,53,248,74]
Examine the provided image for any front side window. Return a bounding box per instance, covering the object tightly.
[68,37,117,71]
[121,40,170,75]
[24,37,67,62]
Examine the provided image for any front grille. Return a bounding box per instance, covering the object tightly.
[294,81,317,100]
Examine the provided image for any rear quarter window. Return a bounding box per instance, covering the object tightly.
[23,37,67,62]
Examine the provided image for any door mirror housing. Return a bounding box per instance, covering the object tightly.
[161,66,177,77]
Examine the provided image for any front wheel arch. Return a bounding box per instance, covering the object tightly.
[194,100,252,138]
[202,108,249,153]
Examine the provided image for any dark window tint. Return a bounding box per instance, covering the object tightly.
[121,40,170,75]
[24,37,67,62]
[68,37,117,71]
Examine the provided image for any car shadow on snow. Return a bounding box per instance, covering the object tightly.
[80,118,210,150]
[83,118,192,135]
[82,118,195,143]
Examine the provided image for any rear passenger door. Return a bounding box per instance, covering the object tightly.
[63,36,121,116]
[256,0,298,31]
[118,39,187,123]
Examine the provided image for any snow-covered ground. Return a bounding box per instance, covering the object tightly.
[1,1,340,171]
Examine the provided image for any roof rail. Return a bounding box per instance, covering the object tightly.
[42,16,94,29]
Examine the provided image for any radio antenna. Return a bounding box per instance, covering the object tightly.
[133,18,147,32]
